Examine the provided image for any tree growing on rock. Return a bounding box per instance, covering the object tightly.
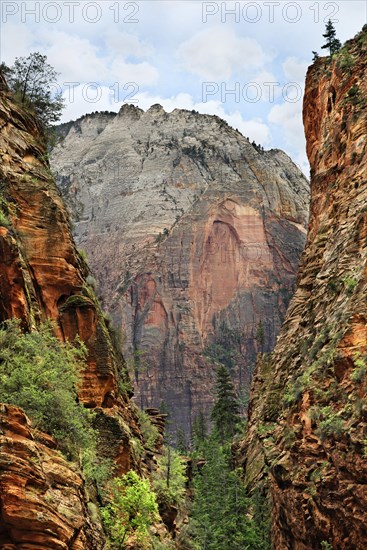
[0,52,64,129]
[321,20,341,55]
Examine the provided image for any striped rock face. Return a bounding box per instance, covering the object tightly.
[241,26,367,550]
[52,105,309,436]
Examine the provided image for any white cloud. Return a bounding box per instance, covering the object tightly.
[282,57,309,83]
[0,23,35,62]
[1,26,159,88]
[178,27,269,80]
[40,30,110,83]
[105,31,154,59]
[268,100,308,173]
[61,84,118,122]
[110,59,159,87]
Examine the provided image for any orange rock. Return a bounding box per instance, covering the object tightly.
[0,404,105,548]
[242,26,367,549]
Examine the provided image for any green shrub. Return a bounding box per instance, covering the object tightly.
[137,409,159,449]
[86,274,97,290]
[343,276,358,293]
[351,354,367,383]
[0,208,9,227]
[0,194,12,227]
[130,436,144,460]
[0,319,93,459]
[315,407,344,441]
[152,447,187,507]
[101,470,159,549]
[78,248,88,262]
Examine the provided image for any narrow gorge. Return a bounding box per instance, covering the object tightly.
[0,21,366,550]
[51,107,309,436]
[0,73,171,548]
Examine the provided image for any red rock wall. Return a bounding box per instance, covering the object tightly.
[0,77,142,545]
[0,404,104,549]
[241,26,367,549]
[51,105,309,438]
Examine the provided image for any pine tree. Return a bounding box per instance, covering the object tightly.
[211,365,241,441]
[188,436,269,549]
[321,20,341,55]
[192,410,208,451]
[176,426,188,454]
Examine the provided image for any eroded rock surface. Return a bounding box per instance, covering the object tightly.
[241,26,367,549]
[0,404,104,549]
[0,73,143,545]
[52,105,309,434]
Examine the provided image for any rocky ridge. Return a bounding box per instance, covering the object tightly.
[0,73,151,547]
[241,26,367,549]
[51,105,309,436]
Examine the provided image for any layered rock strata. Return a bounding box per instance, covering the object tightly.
[0,73,142,546]
[51,106,309,435]
[241,26,367,549]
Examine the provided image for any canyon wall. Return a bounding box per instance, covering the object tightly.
[241,26,367,549]
[0,73,144,547]
[51,107,309,436]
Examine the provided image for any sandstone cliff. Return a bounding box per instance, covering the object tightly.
[51,106,309,436]
[0,73,145,546]
[0,404,105,548]
[241,26,367,549]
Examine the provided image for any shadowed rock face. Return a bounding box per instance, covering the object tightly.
[241,27,367,549]
[51,106,309,436]
[0,78,143,546]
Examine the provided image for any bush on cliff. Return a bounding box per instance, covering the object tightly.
[101,470,159,549]
[0,319,94,459]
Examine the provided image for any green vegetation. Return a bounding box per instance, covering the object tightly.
[321,20,341,55]
[204,321,243,370]
[211,364,242,442]
[184,363,270,549]
[188,436,269,549]
[78,248,89,262]
[0,318,115,488]
[0,208,9,227]
[137,409,160,449]
[152,446,187,507]
[256,320,265,350]
[176,426,189,454]
[1,52,64,129]
[0,319,93,459]
[342,274,358,293]
[350,354,367,383]
[182,144,206,165]
[283,326,345,409]
[0,194,13,227]
[337,49,355,71]
[101,470,159,549]
[310,405,344,441]
[192,411,208,450]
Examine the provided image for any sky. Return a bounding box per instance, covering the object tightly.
[1,1,366,175]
